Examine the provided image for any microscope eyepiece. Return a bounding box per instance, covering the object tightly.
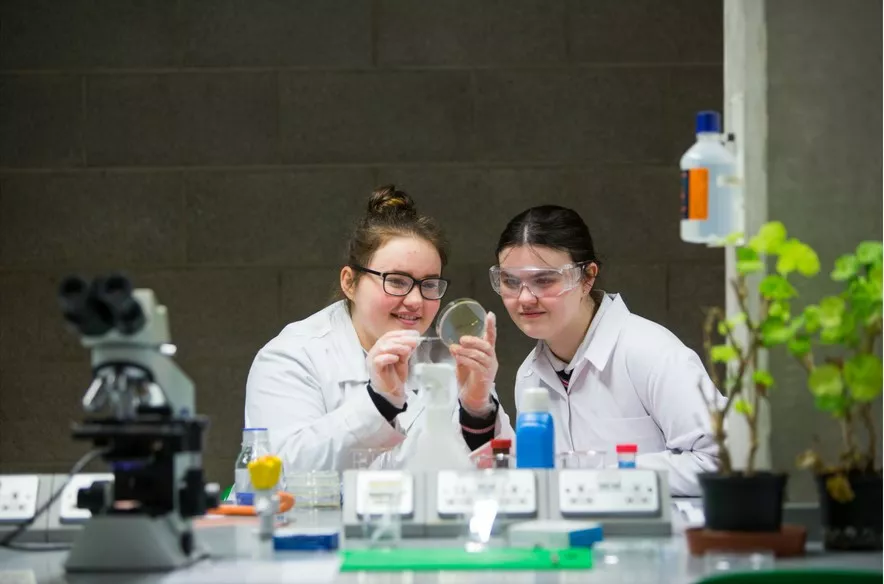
[59,275,114,336]
[96,274,146,335]
[60,273,146,336]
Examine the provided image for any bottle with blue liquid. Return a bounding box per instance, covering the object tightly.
[680,110,742,245]
[515,387,555,469]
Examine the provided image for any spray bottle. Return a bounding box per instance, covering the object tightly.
[407,363,472,471]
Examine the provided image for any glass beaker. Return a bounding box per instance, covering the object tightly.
[349,448,388,470]
[556,450,607,469]
[359,481,404,549]
[703,550,775,574]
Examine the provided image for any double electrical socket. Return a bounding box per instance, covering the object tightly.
[0,473,113,543]
[343,468,671,538]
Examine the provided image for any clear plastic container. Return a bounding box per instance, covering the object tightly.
[557,449,607,469]
[436,298,486,346]
[349,448,387,470]
[680,110,743,245]
[234,427,276,505]
[703,550,775,574]
[286,471,341,509]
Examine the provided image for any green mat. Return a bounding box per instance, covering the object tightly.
[340,547,592,572]
[697,569,883,584]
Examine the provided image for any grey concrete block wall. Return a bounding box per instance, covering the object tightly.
[0,0,723,484]
[765,0,882,501]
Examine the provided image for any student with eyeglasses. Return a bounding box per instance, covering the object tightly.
[490,205,722,496]
[245,185,512,472]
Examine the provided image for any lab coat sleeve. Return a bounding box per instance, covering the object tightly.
[493,391,515,440]
[244,341,405,472]
[450,385,515,445]
[633,346,723,497]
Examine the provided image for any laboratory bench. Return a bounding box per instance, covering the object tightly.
[1,509,881,584]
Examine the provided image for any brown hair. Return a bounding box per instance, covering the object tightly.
[337,185,447,305]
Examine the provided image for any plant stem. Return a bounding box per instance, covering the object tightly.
[702,308,732,475]
[859,402,878,472]
[840,410,860,470]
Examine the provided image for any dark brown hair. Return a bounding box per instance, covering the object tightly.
[495,205,601,272]
[337,185,448,304]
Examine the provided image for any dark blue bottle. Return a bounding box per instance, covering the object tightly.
[515,387,555,469]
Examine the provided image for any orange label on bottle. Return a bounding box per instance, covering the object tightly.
[680,168,709,220]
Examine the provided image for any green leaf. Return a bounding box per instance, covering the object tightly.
[710,344,739,363]
[753,370,774,388]
[787,336,812,357]
[749,221,787,255]
[768,301,791,320]
[831,254,860,281]
[818,296,845,329]
[722,232,746,246]
[814,394,850,417]
[820,326,844,344]
[759,274,798,301]
[856,241,883,266]
[870,265,883,290]
[718,312,747,336]
[761,319,796,346]
[776,239,820,277]
[734,398,754,417]
[844,354,883,402]
[802,305,821,334]
[808,364,844,397]
[795,245,821,277]
[736,246,765,275]
[846,277,882,327]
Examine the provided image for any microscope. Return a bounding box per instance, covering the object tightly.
[57,274,218,572]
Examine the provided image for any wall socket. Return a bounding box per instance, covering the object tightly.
[58,473,114,524]
[435,469,538,518]
[558,469,661,516]
[0,475,40,523]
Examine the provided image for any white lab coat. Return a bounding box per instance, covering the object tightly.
[245,301,514,472]
[514,293,722,496]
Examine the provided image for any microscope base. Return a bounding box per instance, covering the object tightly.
[64,514,208,573]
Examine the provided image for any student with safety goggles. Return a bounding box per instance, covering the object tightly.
[489,205,722,496]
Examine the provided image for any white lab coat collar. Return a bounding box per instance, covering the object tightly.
[533,292,628,374]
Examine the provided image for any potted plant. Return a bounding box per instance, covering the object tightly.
[790,240,883,550]
[696,221,820,532]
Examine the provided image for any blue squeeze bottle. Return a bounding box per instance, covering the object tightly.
[515,387,555,469]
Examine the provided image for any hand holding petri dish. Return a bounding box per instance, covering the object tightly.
[410,298,487,367]
[436,298,487,346]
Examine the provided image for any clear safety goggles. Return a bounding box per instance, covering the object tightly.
[489,262,589,298]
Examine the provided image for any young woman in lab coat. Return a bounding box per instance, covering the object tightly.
[245,186,512,472]
[491,205,721,496]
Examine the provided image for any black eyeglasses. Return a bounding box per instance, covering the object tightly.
[350,265,449,300]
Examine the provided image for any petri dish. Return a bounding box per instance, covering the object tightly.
[436,298,486,346]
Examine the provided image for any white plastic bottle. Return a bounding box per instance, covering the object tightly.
[406,363,472,472]
[680,111,742,244]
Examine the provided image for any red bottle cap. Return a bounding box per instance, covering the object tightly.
[616,444,638,453]
[490,439,512,450]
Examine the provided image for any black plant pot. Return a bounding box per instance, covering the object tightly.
[698,472,788,532]
[816,471,883,551]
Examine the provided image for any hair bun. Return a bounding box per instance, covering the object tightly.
[367,184,417,218]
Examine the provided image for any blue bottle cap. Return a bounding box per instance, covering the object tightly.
[695,110,721,133]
